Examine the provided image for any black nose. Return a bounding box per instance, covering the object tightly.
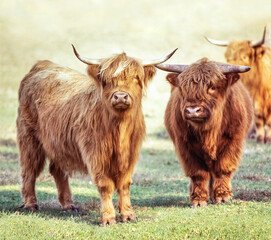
[185,107,203,118]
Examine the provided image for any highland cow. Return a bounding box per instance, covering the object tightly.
[205,27,271,143]
[17,46,176,225]
[156,58,253,206]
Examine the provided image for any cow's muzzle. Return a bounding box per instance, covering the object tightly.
[184,106,209,123]
[111,91,131,110]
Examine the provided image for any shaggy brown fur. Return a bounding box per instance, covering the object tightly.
[164,58,253,206]
[225,41,271,143]
[17,54,156,225]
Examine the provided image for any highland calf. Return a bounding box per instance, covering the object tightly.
[17,46,176,225]
[205,27,271,143]
[156,58,253,206]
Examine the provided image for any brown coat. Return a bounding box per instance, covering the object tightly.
[164,58,253,206]
[17,54,156,225]
[225,41,271,143]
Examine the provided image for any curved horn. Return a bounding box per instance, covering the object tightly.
[156,63,250,74]
[251,26,266,48]
[142,48,178,66]
[217,64,251,73]
[204,36,229,47]
[155,63,189,73]
[72,44,100,65]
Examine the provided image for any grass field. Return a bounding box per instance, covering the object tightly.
[1,0,271,239]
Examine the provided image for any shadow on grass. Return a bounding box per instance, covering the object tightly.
[133,196,190,208]
[0,186,270,226]
[0,179,190,226]
[0,189,101,225]
[234,189,271,202]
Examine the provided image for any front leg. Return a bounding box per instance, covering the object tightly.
[210,138,242,204]
[209,172,233,204]
[96,177,116,226]
[189,171,210,207]
[116,175,135,222]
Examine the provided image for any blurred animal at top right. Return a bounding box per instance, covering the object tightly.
[205,27,271,144]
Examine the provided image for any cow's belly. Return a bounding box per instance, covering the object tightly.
[41,138,88,175]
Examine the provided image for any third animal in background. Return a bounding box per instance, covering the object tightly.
[205,27,271,144]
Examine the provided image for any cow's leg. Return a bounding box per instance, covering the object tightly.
[116,174,135,222]
[265,116,271,144]
[49,163,77,211]
[210,142,240,204]
[96,176,116,226]
[210,172,233,204]
[248,119,257,139]
[209,174,214,201]
[255,116,265,143]
[18,130,46,211]
[189,171,210,207]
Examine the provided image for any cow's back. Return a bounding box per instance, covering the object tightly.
[17,60,99,174]
[18,60,97,105]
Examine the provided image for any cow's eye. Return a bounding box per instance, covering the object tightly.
[134,77,143,89]
[208,86,216,94]
[133,75,140,83]
[242,55,248,61]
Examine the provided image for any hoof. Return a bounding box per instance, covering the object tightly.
[100,217,117,227]
[122,214,136,223]
[215,197,231,205]
[63,205,79,213]
[265,137,271,145]
[248,129,257,139]
[191,201,207,208]
[257,136,265,144]
[24,203,40,212]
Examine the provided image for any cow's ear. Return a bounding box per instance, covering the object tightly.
[87,64,104,87]
[166,73,179,87]
[143,65,156,87]
[225,73,240,85]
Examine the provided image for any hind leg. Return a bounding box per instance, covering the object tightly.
[49,163,77,211]
[248,119,257,139]
[18,132,46,210]
[265,116,271,144]
[255,116,265,143]
[209,174,214,201]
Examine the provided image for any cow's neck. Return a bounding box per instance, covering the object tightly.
[190,111,223,161]
[105,105,144,173]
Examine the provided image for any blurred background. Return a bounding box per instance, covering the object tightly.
[1,0,271,140]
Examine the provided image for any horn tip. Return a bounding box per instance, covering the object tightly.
[71,44,80,58]
[242,66,251,72]
[168,48,178,58]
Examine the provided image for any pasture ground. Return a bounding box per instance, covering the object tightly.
[1,0,271,239]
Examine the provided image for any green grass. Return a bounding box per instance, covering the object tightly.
[1,0,271,239]
[0,137,271,239]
